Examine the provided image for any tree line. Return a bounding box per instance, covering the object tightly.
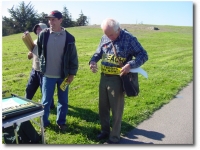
[2,1,89,36]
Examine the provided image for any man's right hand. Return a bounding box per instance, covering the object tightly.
[27,52,33,59]
[89,61,98,73]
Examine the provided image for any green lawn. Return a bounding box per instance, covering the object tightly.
[2,24,193,144]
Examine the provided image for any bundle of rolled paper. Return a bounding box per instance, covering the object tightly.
[22,31,34,50]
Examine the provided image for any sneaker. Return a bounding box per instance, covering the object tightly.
[58,124,67,131]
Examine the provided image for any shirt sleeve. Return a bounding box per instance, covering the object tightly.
[32,45,38,56]
[127,36,148,68]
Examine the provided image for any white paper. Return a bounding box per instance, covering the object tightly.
[130,67,148,78]
[2,98,20,109]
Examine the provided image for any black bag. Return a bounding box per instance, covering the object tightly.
[2,121,41,144]
[121,72,139,97]
[110,42,139,97]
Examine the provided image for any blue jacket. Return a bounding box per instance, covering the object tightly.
[37,28,78,78]
[90,29,148,69]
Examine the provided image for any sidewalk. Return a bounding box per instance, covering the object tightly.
[120,82,193,144]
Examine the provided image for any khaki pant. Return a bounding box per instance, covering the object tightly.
[99,73,124,142]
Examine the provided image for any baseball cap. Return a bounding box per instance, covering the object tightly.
[32,23,48,35]
[45,10,62,19]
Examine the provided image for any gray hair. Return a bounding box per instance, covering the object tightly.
[101,18,120,33]
[38,23,48,30]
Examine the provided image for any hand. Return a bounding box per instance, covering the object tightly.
[66,75,74,84]
[89,61,98,73]
[120,64,131,76]
[27,52,33,59]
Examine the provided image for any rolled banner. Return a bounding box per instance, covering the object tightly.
[101,64,148,78]
[60,76,70,91]
[22,31,34,50]
[24,31,34,49]
[22,37,32,50]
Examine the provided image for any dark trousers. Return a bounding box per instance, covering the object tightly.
[25,68,54,108]
[99,74,124,142]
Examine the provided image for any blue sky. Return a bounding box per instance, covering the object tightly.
[1,0,193,26]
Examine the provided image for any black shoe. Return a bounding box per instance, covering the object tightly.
[97,132,109,140]
[104,139,120,144]
[57,124,67,131]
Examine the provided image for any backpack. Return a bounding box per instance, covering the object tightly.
[2,120,41,144]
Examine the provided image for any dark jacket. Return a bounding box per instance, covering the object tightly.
[37,28,78,78]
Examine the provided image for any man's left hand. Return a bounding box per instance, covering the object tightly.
[120,64,130,76]
[67,75,74,84]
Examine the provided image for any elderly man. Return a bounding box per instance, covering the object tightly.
[37,10,78,131]
[89,18,148,144]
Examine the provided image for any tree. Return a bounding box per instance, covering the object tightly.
[37,12,49,27]
[2,16,17,36]
[7,1,38,33]
[2,1,89,36]
[62,6,73,28]
[76,11,88,26]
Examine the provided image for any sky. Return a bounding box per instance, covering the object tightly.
[1,0,193,26]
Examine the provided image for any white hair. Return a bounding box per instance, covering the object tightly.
[101,18,120,33]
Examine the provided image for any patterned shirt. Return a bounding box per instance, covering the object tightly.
[90,29,148,70]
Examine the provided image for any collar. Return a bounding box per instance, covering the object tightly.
[117,29,123,40]
[50,27,65,34]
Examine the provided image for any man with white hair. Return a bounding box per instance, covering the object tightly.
[25,23,55,109]
[89,18,148,144]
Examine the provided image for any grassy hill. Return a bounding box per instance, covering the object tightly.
[2,24,193,144]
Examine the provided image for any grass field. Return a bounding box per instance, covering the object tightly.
[2,24,193,144]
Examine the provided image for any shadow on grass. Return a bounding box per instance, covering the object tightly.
[50,105,99,121]
[48,105,163,144]
[47,105,101,143]
[68,105,99,122]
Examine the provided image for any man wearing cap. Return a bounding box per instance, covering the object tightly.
[25,23,55,109]
[37,10,78,131]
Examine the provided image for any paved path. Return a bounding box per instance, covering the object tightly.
[120,82,193,144]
